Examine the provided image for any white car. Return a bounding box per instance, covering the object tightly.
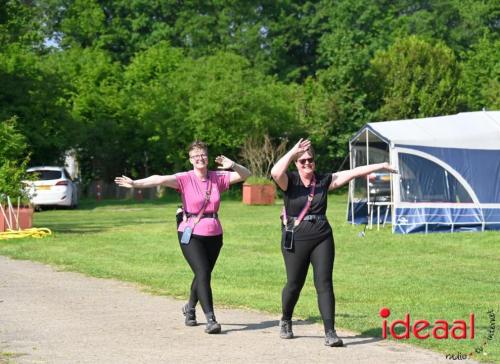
[25,166,79,208]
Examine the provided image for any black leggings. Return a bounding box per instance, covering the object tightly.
[178,233,223,315]
[281,233,335,332]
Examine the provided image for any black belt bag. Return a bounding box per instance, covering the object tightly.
[282,214,327,249]
[292,214,326,222]
[185,212,218,219]
[176,209,218,228]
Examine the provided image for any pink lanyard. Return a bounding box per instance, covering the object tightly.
[283,176,316,227]
[185,175,212,226]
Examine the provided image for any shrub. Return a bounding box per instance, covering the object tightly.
[0,117,31,204]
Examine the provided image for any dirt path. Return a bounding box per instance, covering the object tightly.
[0,256,477,364]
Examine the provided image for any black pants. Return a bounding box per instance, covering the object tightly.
[178,232,223,315]
[281,233,335,332]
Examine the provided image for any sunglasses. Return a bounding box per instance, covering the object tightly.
[297,158,314,165]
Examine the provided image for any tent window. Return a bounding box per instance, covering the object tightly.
[351,143,390,201]
[398,153,473,203]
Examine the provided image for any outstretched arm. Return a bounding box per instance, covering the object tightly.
[329,162,397,190]
[215,155,252,184]
[114,174,178,189]
[271,139,311,191]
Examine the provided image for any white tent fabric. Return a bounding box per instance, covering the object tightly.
[366,111,500,150]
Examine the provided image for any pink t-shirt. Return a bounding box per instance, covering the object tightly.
[176,170,231,236]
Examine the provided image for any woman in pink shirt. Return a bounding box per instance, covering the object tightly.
[115,141,251,334]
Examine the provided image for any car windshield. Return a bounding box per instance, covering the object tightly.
[28,170,62,180]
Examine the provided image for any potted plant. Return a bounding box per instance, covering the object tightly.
[0,117,34,231]
[240,134,287,205]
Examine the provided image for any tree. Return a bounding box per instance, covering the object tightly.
[240,134,288,179]
[295,76,369,171]
[370,36,461,120]
[0,117,31,201]
[461,37,500,111]
[43,46,127,182]
[122,41,185,176]
[168,51,300,168]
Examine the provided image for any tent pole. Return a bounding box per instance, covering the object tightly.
[366,129,372,229]
[390,143,398,233]
[348,141,355,224]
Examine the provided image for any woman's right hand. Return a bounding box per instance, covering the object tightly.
[114,175,134,188]
[291,138,311,156]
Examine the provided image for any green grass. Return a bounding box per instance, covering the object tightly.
[0,351,19,364]
[1,194,499,362]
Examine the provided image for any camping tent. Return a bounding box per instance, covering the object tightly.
[347,111,500,234]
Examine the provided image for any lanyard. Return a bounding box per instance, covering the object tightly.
[185,174,212,226]
[282,176,316,227]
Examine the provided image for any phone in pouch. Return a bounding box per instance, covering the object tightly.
[180,226,193,245]
[283,228,294,250]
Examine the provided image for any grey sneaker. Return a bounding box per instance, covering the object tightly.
[279,320,294,339]
[205,317,221,334]
[182,304,197,326]
[325,329,343,347]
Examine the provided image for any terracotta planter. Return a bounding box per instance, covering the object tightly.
[242,183,276,205]
[0,206,34,232]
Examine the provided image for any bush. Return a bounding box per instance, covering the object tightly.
[0,117,31,203]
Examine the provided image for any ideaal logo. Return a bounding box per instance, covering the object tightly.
[379,307,474,340]
[379,307,496,360]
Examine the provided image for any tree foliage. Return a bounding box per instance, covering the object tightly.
[0,117,31,200]
[370,36,461,120]
[1,0,498,186]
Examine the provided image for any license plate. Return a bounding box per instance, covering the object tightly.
[37,185,51,190]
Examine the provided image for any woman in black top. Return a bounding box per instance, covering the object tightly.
[271,139,395,347]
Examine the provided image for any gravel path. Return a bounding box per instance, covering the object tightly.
[0,256,477,364]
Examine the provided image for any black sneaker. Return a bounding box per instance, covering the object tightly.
[325,329,343,347]
[182,304,197,326]
[205,317,221,334]
[279,320,293,339]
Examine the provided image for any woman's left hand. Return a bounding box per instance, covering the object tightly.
[215,155,236,169]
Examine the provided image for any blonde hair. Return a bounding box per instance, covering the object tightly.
[188,141,208,155]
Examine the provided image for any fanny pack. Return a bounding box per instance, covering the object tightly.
[176,210,218,228]
[185,212,218,219]
[281,177,316,250]
[288,214,326,223]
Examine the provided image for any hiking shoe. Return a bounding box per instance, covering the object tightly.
[182,304,197,326]
[325,329,343,347]
[205,317,221,334]
[279,320,294,339]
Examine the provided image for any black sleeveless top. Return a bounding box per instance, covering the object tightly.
[282,171,333,241]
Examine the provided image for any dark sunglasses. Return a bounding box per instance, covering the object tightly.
[297,158,314,165]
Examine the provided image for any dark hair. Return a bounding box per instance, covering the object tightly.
[188,141,208,155]
[295,145,315,161]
